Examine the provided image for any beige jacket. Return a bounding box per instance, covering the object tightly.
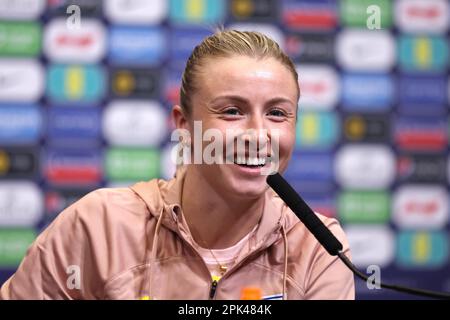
[0,167,354,300]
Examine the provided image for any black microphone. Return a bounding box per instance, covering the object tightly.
[267,172,342,256]
[267,172,450,300]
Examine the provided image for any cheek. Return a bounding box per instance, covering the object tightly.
[280,136,295,159]
[198,117,232,133]
[278,132,295,173]
[273,124,296,156]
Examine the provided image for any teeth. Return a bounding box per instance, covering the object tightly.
[234,156,266,166]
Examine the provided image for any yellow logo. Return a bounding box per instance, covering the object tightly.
[0,150,10,175]
[65,66,84,99]
[232,0,254,17]
[412,232,431,263]
[114,71,135,95]
[345,115,366,140]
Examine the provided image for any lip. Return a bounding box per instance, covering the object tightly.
[230,161,270,177]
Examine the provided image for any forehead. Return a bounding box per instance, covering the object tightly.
[196,56,299,100]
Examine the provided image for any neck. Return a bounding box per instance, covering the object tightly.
[181,166,265,249]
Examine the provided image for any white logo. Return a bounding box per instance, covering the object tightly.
[336,30,395,72]
[44,18,106,63]
[0,181,43,227]
[345,225,395,268]
[103,100,168,147]
[296,64,340,110]
[0,59,44,102]
[392,185,449,230]
[395,0,449,33]
[105,0,167,25]
[335,144,395,189]
[228,23,285,50]
[0,0,45,20]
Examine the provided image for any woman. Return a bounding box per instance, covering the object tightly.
[0,30,354,300]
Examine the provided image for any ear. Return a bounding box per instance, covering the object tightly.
[171,105,189,130]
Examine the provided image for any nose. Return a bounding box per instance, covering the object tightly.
[240,114,269,155]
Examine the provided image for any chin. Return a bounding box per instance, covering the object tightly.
[227,179,268,199]
[203,165,270,199]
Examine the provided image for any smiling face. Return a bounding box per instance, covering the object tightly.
[175,55,299,199]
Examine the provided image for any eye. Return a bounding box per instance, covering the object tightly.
[223,107,242,116]
[267,108,287,117]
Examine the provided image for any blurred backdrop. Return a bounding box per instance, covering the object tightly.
[0,0,449,299]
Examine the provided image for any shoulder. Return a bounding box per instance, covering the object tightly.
[284,209,349,254]
[280,210,354,298]
[60,187,149,224]
[78,187,150,217]
[37,186,152,249]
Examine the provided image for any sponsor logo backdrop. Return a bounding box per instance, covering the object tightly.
[0,0,449,299]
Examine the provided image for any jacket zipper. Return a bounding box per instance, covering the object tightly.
[171,227,222,299]
[209,279,218,299]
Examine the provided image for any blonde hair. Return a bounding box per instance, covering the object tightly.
[180,30,299,114]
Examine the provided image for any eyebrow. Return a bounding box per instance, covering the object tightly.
[209,95,296,108]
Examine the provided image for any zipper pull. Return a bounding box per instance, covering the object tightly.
[209,279,218,299]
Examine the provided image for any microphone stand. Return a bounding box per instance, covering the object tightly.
[267,173,450,300]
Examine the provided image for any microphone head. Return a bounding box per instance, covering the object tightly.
[266,172,282,189]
